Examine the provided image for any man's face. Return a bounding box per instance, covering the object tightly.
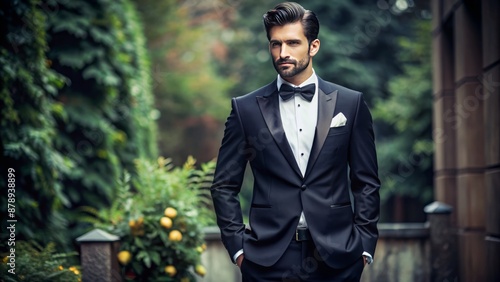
[268,21,319,84]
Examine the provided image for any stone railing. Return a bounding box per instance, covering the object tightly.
[77,202,457,282]
[199,223,430,282]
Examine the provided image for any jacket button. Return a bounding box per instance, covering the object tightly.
[301,185,307,191]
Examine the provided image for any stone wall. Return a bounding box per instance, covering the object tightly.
[431,0,500,280]
[198,223,430,282]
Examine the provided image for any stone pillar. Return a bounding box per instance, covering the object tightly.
[432,0,499,280]
[424,201,458,282]
[431,0,458,226]
[453,2,487,281]
[76,229,122,282]
[481,0,500,281]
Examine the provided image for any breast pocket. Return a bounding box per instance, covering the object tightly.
[321,127,349,154]
[327,126,349,136]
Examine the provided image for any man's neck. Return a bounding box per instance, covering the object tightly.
[280,68,315,87]
[281,68,314,86]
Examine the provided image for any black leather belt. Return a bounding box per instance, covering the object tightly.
[295,228,311,241]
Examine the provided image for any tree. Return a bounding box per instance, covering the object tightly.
[0,0,158,250]
[45,0,158,242]
[134,0,235,165]
[372,17,433,222]
[0,0,71,248]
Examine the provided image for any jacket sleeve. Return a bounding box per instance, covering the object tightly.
[210,98,248,260]
[348,93,381,257]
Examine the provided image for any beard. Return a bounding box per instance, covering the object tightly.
[273,54,311,78]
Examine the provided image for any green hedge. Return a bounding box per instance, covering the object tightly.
[0,0,71,248]
[0,0,158,250]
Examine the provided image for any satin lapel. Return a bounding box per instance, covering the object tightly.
[304,88,338,177]
[257,91,302,178]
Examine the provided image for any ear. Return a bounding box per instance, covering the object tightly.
[309,39,320,57]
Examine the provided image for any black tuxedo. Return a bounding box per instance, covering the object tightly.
[211,76,380,271]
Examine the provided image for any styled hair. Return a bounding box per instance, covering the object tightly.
[263,2,320,44]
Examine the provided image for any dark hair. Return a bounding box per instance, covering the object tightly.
[263,2,320,44]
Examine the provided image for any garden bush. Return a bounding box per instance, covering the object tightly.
[91,156,215,281]
[0,241,81,282]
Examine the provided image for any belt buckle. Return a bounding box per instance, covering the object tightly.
[295,228,307,241]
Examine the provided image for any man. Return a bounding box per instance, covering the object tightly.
[210,2,380,281]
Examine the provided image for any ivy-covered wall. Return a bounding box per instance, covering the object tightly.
[0,0,157,250]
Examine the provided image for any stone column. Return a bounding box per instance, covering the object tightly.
[431,0,499,280]
[453,2,487,281]
[424,201,457,282]
[431,0,458,226]
[76,229,122,282]
[481,0,500,281]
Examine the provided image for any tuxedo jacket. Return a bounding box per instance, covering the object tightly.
[211,76,380,269]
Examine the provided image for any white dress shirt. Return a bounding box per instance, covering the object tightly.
[278,71,318,228]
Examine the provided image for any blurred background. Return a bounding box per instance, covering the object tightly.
[1,0,498,281]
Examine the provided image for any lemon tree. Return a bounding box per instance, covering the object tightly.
[98,157,215,281]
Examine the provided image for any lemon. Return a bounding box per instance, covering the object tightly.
[136,217,144,225]
[196,246,203,253]
[164,207,178,218]
[160,216,173,229]
[69,266,80,275]
[117,250,132,265]
[128,219,136,228]
[201,243,207,251]
[195,264,206,277]
[169,230,183,241]
[164,265,177,277]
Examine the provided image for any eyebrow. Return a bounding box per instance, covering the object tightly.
[269,39,303,44]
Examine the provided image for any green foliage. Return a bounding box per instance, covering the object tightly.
[1,0,159,252]
[42,0,158,242]
[0,241,81,282]
[134,0,234,164]
[0,0,73,248]
[135,0,233,120]
[211,0,278,96]
[46,0,156,203]
[372,19,433,207]
[94,157,215,281]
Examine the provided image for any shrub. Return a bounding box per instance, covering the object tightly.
[94,157,215,281]
[0,241,81,282]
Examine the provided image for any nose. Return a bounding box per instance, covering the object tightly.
[280,45,290,59]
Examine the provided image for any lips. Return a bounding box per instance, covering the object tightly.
[278,62,295,69]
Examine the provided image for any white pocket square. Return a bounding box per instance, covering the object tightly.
[330,113,347,127]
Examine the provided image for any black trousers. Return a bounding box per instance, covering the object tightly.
[240,239,364,282]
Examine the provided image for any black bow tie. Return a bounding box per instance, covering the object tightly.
[279,83,315,102]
